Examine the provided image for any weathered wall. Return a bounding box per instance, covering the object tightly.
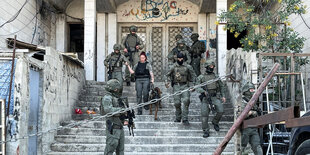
[0,0,56,51]
[117,0,199,22]
[6,47,85,155]
[226,48,258,154]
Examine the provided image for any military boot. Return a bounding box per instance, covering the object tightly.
[126,82,131,86]
[137,107,142,115]
[212,122,220,131]
[203,131,209,138]
[182,120,189,125]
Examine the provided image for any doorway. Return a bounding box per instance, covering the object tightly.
[69,24,84,61]
[119,23,197,81]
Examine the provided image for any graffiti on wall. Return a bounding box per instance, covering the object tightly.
[122,0,189,21]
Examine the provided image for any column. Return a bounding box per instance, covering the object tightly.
[216,0,227,77]
[84,0,96,80]
[107,13,117,54]
[97,13,106,82]
[198,13,207,59]
[56,14,67,52]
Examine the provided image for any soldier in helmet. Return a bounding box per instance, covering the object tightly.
[189,33,206,76]
[238,81,263,155]
[122,25,145,86]
[104,44,129,88]
[165,52,196,125]
[195,60,226,138]
[101,79,126,155]
[168,39,191,68]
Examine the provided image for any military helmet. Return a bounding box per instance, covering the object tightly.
[105,79,122,95]
[129,25,138,32]
[191,33,199,39]
[205,60,216,68]
[177,39,186,45]
[175,34,183,40]
[242,81,255,93]
[113,44,121,51]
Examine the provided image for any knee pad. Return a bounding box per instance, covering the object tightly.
[174,103,181,108]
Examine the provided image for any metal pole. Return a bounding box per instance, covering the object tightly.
[213,63,280,155]
[266,87,274,155]
[301,73,307,112]
[6,35,17,118]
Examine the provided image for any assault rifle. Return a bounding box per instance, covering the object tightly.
[198,86,216,113]
[118,97,135,136]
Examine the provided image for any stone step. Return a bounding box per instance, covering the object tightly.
[72,114,234,122]
[48,152,235,155]
[51,143,235,152]
[61,121,233,130]
[77,101,233,109]
[57,128,229,137]
[55,135,234,144]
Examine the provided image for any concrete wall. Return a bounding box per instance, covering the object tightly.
[289,0,310,106]
[226,48,258,154]
[6,47,85,155]
[0,0,56,51]
[117,0,200,22]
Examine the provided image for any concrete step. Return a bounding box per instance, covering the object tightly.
[72,114,234,122]
[57,128,229,137]
[54,135,234,144]
[77,101,233,109]
[48,152,234,155]
[61,121,233,130]
[51,143,235,152]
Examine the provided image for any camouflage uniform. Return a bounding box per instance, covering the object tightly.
[165,53,196,124]
[238,82,263,155]
[195,61,226,137]
[189,33,206,76]
[104,44,129,87]
[121,26,144,83]
[102,79,125,155]
[168,39,191,69]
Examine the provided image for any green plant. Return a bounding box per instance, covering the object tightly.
[218,0,307,53]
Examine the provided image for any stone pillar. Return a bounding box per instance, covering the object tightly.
[97,13,106,82]
[108,13,117,55]
[216,0,227,77]
[84,0,96,80]
[56,14,67,52]
[198,13,207,59]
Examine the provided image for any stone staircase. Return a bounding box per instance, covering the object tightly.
[48,81,235,155]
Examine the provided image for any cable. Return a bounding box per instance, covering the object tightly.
[31,0,38,44]
[299,14,310,30]
[0,12,39,37]
[0,75,231,144]
[0,0,29,28]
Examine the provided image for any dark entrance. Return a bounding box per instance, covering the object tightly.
[69,24,84,61]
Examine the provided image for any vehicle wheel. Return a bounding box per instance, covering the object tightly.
[295,139,310,155]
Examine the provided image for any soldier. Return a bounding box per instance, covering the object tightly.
[168,39,191,68]
[122,25,144,86]
[101,79,126,155]
[189,33,206,76]
[165,52,196,125]
[238,81,263,155]
[195,60,226,138]
[104,44,129,88]
[126,52,155,115]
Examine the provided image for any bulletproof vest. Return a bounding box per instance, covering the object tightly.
[125,34,138,51]
[191,41,203,56]
[173,65,188,83]
[104,94,124,125]
[203,73,218,90]
[135,62,150,79]
[110,53,123,68]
